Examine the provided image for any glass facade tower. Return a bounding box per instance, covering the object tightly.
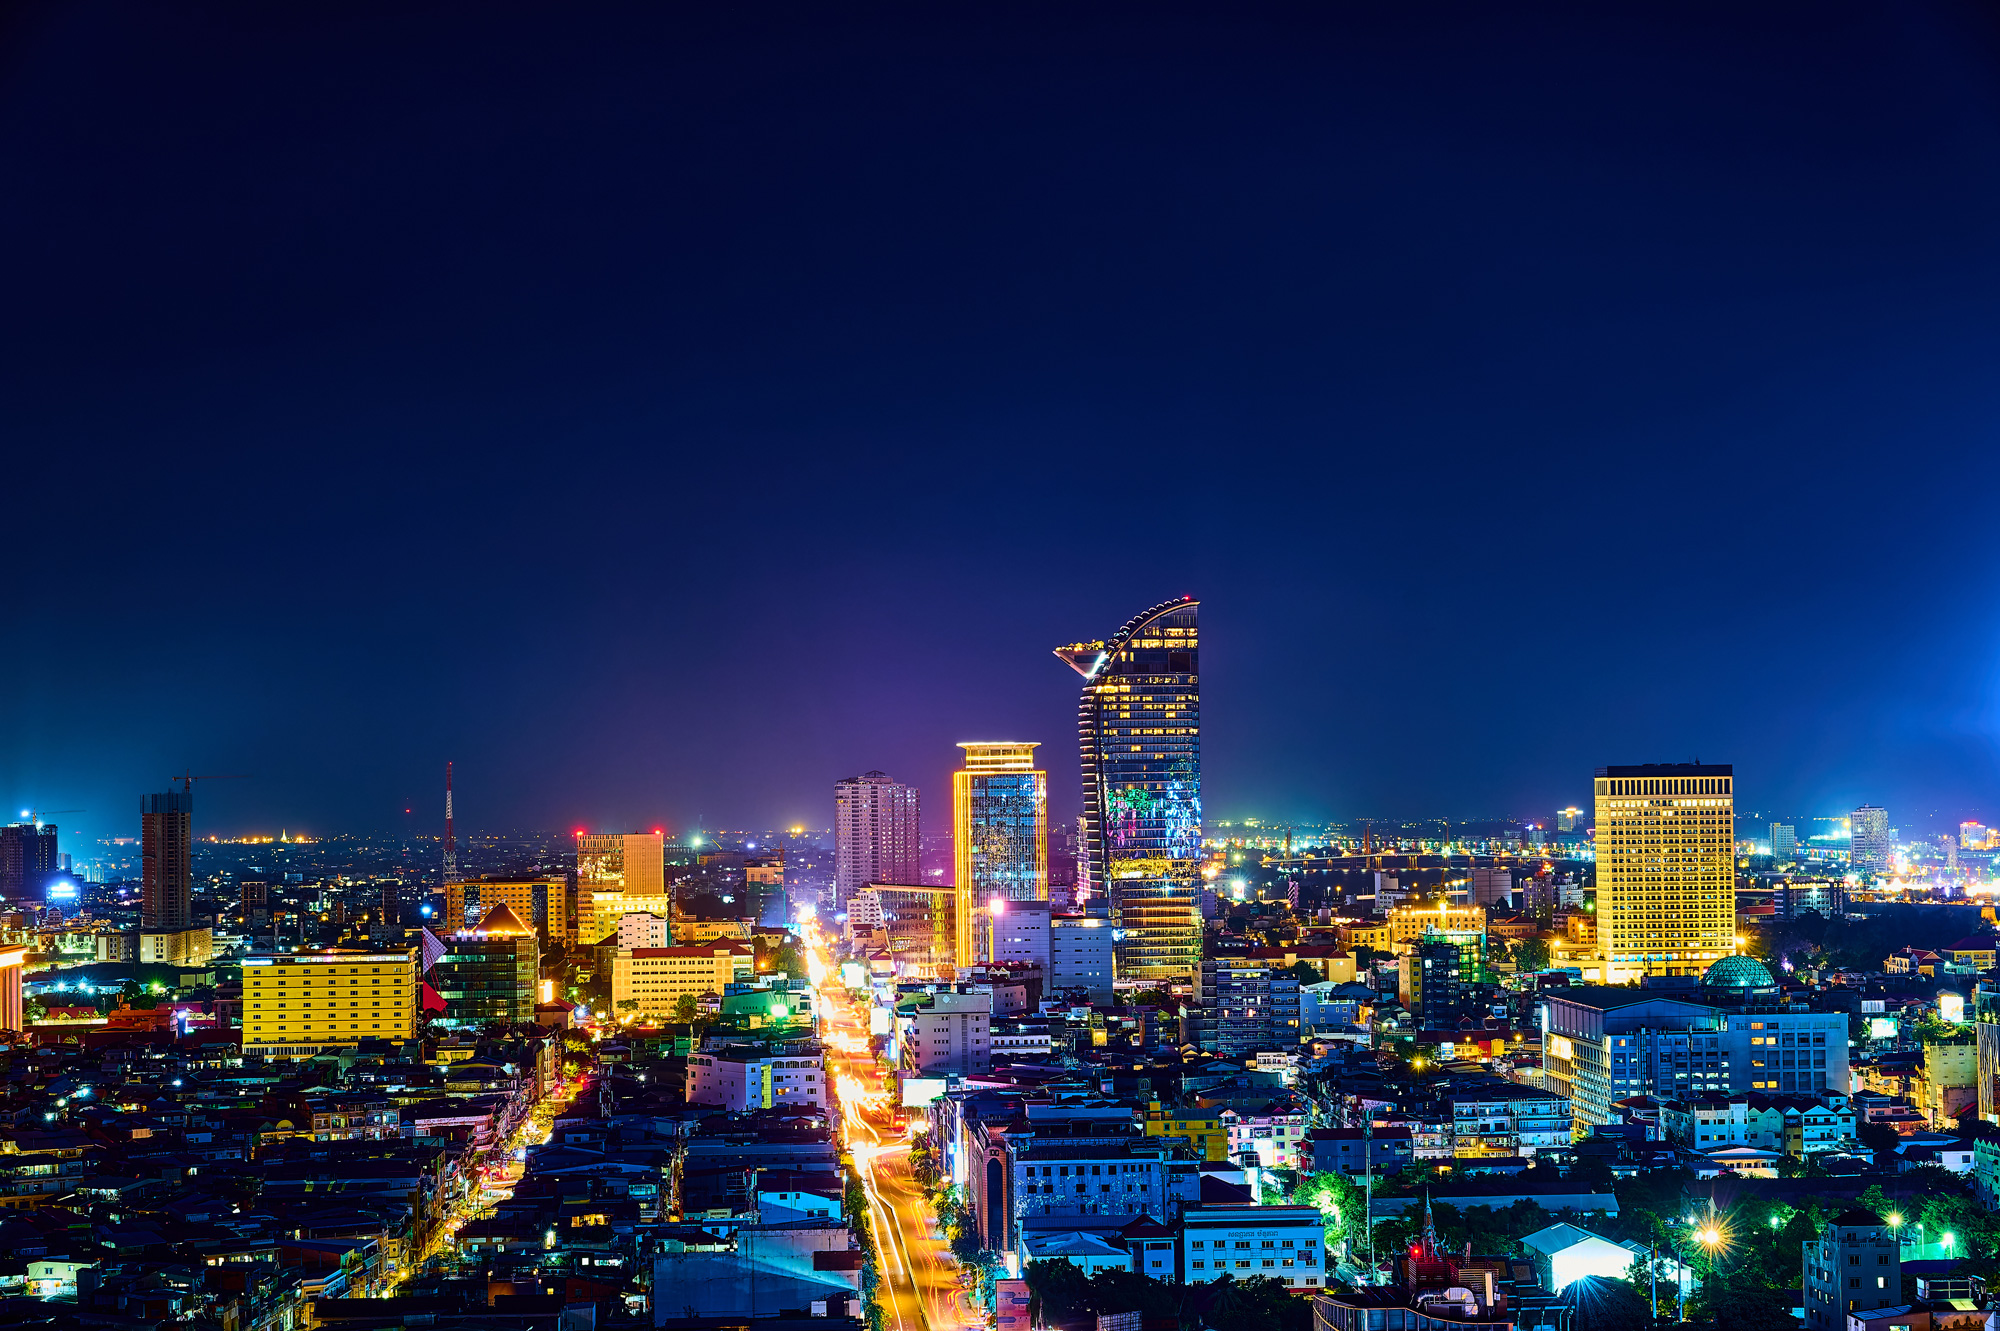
[1055,596,1201,982]
[952,742,1048,965]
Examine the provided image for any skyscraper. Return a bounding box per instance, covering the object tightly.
[952,742,1048,965]
[1055,596,1202,982]
[1594,763,1735,981]
[0,822,58,899]
[1850,805,1891,873]
[834,771,920,910]
[142,789,194,930]
[1771,823,1798,860]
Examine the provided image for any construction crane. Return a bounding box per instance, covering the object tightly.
[16,808,82,827]
[169,772,250,794]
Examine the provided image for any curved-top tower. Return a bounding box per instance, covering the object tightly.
[1055,596,1202,982]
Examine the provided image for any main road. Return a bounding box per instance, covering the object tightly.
[804,921,972,1331]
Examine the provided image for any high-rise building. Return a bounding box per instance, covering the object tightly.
[1555,807,1582,834]
[0,822,58,899]
[952,742,1048,965]
[834,772,920,910]
[1771,823,1798,860]
[1409,935,1477,1028]
[1593,763,1735,981]
[141,790,194,930]
[575,831,665,941]
[1050,914,1114,1003]
[432,903,539,1029]
[1055,596,1201,982]
[1850,805,1891,873]
[240,946,419,1059]
[1195,956,1301,1057]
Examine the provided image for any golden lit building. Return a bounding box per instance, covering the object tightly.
[584,891,675,945]
[952,742,1047,966]
[576,832,665,942]
[241,947,418,1059]
[872,882,957,973]
[1386,902,1485,947]
[611,943,752,1014]
[444,876,567,943]
[1594,763,1736,980]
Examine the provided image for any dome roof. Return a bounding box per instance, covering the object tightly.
[1702,955,1776,989]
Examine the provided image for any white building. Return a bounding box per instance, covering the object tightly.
[991,1026,1053,1060]
[1521,1222,1688,1296]
[616,912,671,949]
[981,899,1051,969]
[834,772,920,910]
[687,1046,827,1111]
[847,890,886,936]
[1051,916,1113,1003]
[1221,1108,1308,1170]
[899,989,991,1076]
[1180,1203,1326,1291]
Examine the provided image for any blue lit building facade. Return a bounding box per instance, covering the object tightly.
[1055,597,1201,982]
[952,743,1048,965]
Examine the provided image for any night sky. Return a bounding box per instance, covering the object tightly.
[5,2,2000,844]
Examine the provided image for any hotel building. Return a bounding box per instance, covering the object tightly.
[952,742,1047,965]
[1594,762,1735,981]
[445,876,568,943]
[1055,596,1202,982]
[575,832,664,941]
[242,947,418,1059]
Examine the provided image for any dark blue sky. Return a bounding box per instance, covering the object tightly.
[5,2,2000,846]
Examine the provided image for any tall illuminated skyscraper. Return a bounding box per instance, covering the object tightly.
[1055,596,1201,982]
[1850,805,1891,873]
[952,742,1047,965]
[142,789,194,930]
[834,772,920,910]
[1594,763,1735,981]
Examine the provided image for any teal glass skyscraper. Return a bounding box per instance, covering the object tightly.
[1055,596,1201,982]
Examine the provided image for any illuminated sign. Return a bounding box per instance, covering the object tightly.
[901,1076,948,1107]
[1867,1017,1898,1040]
[1547,1035,1574,1061]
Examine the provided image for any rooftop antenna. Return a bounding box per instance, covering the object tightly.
[443,762,459,885]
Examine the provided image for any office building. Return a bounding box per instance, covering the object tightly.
[1962,822,1996,852]
[1803,1211,1899,1331]
[240,947,419,1059]
[1771,823,1798,859]
[1777,880,1846,919]
[1542,957,1849,1127]
[140,928,213,968]
[240,880,269,929]
[0,822,58,899]
[575,831,664,939]
[445,875,566,943]
[431,903,539,1029]
[1469,866,1512,908]
[1851,806,1891,873]
[834,772,920,910]
[1051,914,1114,1003]
[1181,1204,1327,1292]
[953,742,1048,965]
[1196,956,1301,1057]
[583,891,673,946]
[1594,763,1735,981]
[1054,596,1202,981]
[871,882,957,971]
[615,912,672,949]
[141,789,194,930]
[612,942,752,1013]
[1556,807,1581,834]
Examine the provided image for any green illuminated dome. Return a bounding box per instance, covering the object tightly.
[1702,955,1776,989]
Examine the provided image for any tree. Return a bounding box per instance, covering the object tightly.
[1514,937,1552,973]
[1293,1171,1368,1252]
[1024,1259,1091,1325]
[1856,1121,1900,1162]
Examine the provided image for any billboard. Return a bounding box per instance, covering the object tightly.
[1868,1016,1899,1040]
[841,961,867,989]
[901,1076,948,1107]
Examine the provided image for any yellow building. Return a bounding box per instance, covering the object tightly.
[1339,921,1392,952]
[584,891,675,946]
[444,877,566,943]
[1594,763,1736,980]
[952,742,1047,966]
[1144,1102,1229,1162]
[1387,902,1486,947]
[674,918,752,945]
[611,943,752,1016]
[241,948,417,1059]
[576,832,665,942]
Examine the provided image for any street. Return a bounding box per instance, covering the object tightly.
[805,921,974,1331]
